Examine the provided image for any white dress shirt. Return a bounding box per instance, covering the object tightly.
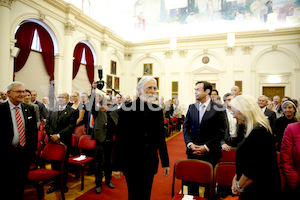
[8,99,25,145]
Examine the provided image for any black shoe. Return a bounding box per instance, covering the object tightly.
[86,171,94,175]
[46,185,57,194]
[95,186,102,194]
[105,181,115,189]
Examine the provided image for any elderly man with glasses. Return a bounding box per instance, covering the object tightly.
[0,81,38,199]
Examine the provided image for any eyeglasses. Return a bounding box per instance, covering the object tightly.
[11,90,25,94]
[58,97,67,99]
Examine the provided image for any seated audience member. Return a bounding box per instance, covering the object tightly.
[31,90,48,121]
[231,85,241,97]
[0,90,8,102]
[45,92,77,194]
[280,111,300,199]
[230,95,280,200]
[70,92,86,138]
[257,95,277,132]
[274,100,298,151]
[24,89,40,129]
[1,81,38,200]
[221,93,244,151]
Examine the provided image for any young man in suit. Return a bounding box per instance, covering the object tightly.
[183,81,226,195]
[183,81,227,166]
[0,81,38,199]
[112,77,170,200]
[45,92,78,193]
[257,95,277,132]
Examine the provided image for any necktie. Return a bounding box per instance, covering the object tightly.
[199,104,205,123]
[15,107,26,146]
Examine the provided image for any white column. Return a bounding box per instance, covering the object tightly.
[56,22,75,95]
[0,0,14,89]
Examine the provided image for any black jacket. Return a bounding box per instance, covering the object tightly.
[112,98,169,174]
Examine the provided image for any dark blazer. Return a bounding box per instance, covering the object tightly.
[34,100,48,121]
[45,105,77,151]
[113,98,169,175]
[264,108,277,131]
[223,111,245,147]
[183,100,226,164]
[0,101,38,159]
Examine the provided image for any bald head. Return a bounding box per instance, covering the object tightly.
[231,86,241,96]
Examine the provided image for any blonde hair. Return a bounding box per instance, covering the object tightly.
[230,95,272,137]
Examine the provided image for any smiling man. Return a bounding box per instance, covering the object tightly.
[112,76,170,200]
[0,81,38,199]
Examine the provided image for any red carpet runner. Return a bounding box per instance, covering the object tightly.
[76,132,187,200]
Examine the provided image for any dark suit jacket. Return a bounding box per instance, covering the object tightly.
[112,98,169,175]
[264,108,277,131]
[223,110,245,147]
[183,101,226,163]
[45,105,77,151]
[0,101,38,159]
[34,100,48,121]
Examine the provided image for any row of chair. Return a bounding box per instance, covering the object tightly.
[172,159,236,200]
[27,135,96,200]
[165,116,184,137]
[172,149,285,200]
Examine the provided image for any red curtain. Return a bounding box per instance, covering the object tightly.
[85,46,95,84]
[73,43,85,79]
[15,22,55,107]
[73,43,94,84]
[14,23,36,72]
[36,25,55,81]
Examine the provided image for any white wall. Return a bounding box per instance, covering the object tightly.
[5,0,300,114]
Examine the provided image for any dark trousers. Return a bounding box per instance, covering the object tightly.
[95,142,113,187]
[4,146,31,200]
[124,170,154,200]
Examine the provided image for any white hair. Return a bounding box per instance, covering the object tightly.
[136,76,157,97]
[7,81,25,91]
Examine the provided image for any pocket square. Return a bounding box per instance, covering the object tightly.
[28,116,32,119]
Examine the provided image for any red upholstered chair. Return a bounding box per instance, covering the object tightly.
[69,134,79,157]
[171,159,214,200]
[68,135,96,190]
[38,131,45,142]
[214,162,236,200]
[39,120,45,131]
[219,148,236,163]
[27,143,67,200]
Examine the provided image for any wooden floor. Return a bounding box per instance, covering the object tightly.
[23,131,182,200]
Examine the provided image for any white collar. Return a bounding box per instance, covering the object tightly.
[8,99,21,110]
